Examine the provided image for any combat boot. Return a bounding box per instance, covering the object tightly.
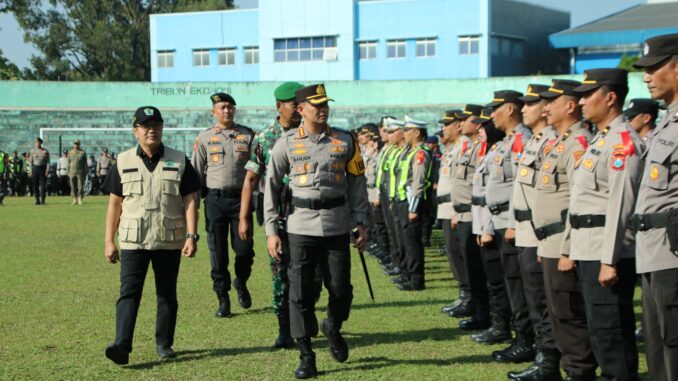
[448,297,476,318]
[492,336,535,363]
[294,337,318,379]
[441,289,469,313]
[233,278,252,309]
[321,319,348,362]
[509,347,562,381]
[274,310,294,349]
[215,293,232,318]
[470,312,511,344]
[459,307,491,330]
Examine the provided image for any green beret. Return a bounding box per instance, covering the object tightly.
[274,82,304,101]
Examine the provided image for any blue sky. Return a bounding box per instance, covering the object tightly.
[0,0,643,69]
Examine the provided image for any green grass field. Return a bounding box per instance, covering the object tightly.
[0,196,648,380]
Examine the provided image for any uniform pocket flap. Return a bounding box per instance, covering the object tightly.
[162,170,182,181]
[121,171,142,183]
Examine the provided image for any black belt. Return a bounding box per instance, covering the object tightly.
[534,222,564,240]
[292,196,345,210]
[514,209,532,222]
[471,196,486,206]
[208,188,243,198]
[453,204,471,213]
[488,202,510,215]
[569,214,606,229]
[629,211,671,232]
[367,184,376,189]
[436,194,451,204]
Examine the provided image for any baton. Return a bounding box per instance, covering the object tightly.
[352,227,375,303]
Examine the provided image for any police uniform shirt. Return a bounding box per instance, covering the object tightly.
[486,124,532,229]
[567,116,644,264]
[98,154,113,175]
[30,147,50,167]
[472,145,497,235]
[263,125,369,237]
[635,102,678,273]
[103,144,202,198]
[402,143,432,211]
[452,135,482,222]
[364,144,380,204]
[436,140,462,219]
[512,126,557,247]
[192,124,254,191]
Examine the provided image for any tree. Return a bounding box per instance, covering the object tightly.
[0,49,22,79]
[0,0,234,81]
[617,53,641,73]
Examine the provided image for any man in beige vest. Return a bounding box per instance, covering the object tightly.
[102,106,201,365]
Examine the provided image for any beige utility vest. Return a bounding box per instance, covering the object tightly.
[117,146,186,250]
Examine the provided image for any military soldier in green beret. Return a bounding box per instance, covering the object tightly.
[68,139,87,205]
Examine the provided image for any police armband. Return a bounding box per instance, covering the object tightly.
[346,141,366,176]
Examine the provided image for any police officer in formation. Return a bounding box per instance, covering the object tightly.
[193,93,256,318]
[29,137,50,205]
[68,139,87,205]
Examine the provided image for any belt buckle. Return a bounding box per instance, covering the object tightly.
[637,214,646,231]
[534,228,545,240]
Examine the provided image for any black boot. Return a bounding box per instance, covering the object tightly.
[321,319,349,363]
[215,293,232,318]
[471,312,511,344]
[233,278,252,309]
[441,289,469,313]
[448,297,476,318]
[274,311,294,349]
[459,307,491,330]
[492,336,535,363]
[509,347,562,381]
[294,338,318,379]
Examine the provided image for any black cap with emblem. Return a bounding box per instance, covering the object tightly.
[573,68,628,94]
[133,106,164,126]
[460,104,484,118]
[540,79,582,99]
[472,107,494,124]
[624,98,661,120]
[518,84,550,103]
[486,90,524,108]
[296,83,334,105]
[634,33,678,68]
[438,109,464,124]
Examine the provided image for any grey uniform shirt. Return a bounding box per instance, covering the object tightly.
[97,154,113,176]
[635,102,678,273]
[452,136,482,223]
[533,122,590,258]
[472,146,498,235]
[436,141,462,219]
[513,126,557,248]
[264,125,369,237]
[486,124,532,230]
[192,124,254,193]
[30,147,50,167]
[567,116,644,264]
[404,143,432,213]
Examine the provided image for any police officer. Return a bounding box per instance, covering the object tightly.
[360,123,390,261]
[386,120,411,285]
[68,139,87,205]
[375,117,400,274]
[567,69,643,381]
[8,150,24,197]
[624,98,660,141]
[102,106,200,365]
[631,33,678,381]
[98,148,114,195]
[395,116,433,291]
[239,81,304,349]
[29,137,50,205]
[533,79,597,381]
[264,84,368,379]
[193,93,255,318]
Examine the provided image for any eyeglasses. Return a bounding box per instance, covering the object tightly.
[135,123,163,130]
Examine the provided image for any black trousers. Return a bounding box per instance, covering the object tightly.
[578,259,639,381]
[100,174,109,195]
[389,198,407,276]
[397,200,427,288]
[457,221,489,308]
[542,257,597,377]
[442,219,470,296]
[204,192,254,295]
[287,233,352,339]
[58,175,70,196]
[518,246,554,350]
[369,200,389,252]
[496,229,533,340]
[31,165,47,202]
[380,193,399,265]
[114,249,181,353]
[642,268,678,381]
[479,237,510,318]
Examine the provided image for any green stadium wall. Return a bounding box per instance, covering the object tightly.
[0,74,650,159]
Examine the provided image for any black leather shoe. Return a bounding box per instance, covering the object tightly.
[492,340,535,363]
[215,294,232,318]
[385,267,402,276]
[233,278,252,309]
[509,364,563,381]
[156,345,177,359]
[295,338,318,379]
[105,344,129,365]
[564,374,596,381]
[471,326,512,344]
[448,300,475,318]
[321,319,348,363]
[391,276,407,284]
[459,314,491,331]
[274,313,295,349]
[397,282,425,291]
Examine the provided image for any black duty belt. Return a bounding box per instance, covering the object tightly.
[208,188,243,198]
[569,214,606,229]
[534,222,564,240]
[436,194,451,204]
[453,204,472,213]
[292,196,345,210]
[514,209,532,222]
[629,211,671,232]
[471,196,486,206]
[367,184,376,189]
[488,202,510,215]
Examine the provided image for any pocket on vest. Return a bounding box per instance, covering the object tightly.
[161,217,186,242]
[121,172,143,196]
[119,218,142,243]
[162,171,181,196]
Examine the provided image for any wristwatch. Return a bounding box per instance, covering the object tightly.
[186,233,200,242]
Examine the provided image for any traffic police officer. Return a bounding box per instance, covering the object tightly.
[568,69,643,381]
[68,139,87,205]
[264,84,368,379]
[386,120,411,285]
[102,106,200,365]
[375,117,402,273]
[29,137,50,205]
[239,81,304,348]
[8,150,24,197]
[631,32,678,381]
[192,93,255,317]
[624,98,660,141]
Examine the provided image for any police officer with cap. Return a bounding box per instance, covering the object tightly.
[631,33,678,381]
[68,139,87,205]
[102,106,201,365]
[624,98,660,141]
[29,137,50,205]
[264,83,368,379]
[192,93,255,317]
[567,68,644,381]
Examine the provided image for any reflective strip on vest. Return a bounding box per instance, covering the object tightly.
[397,146,432,201]
[388,146,406,198]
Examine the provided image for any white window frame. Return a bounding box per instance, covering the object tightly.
[273,36,337,63]
[458,35,480,56]
[358,41,377,60]
[157,50,174,68]
[193,49,210,67]
[244,47,259,64]
[386,39,406,59]
[218,48,235,66]
[415,38,436,57]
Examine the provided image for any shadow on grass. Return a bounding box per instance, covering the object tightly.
[319,353,492,375]
[347,326,462,348]
[124,345,277,370]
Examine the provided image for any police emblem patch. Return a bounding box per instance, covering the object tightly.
[650,165,659,180]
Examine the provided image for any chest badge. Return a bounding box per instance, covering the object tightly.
[520,168,528,177]
[556,144,565,153]
[542,175,550,185]
[649,165,659,180]
[583,158,594,169]
[596,139,606,147]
